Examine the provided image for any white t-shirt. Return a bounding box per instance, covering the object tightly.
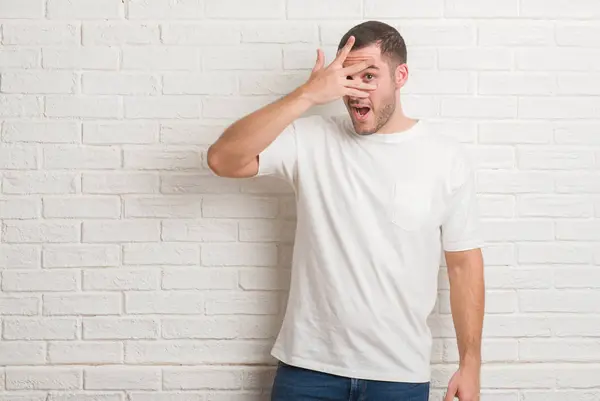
[256,115,484,382]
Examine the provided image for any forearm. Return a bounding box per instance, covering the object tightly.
[447,250,485,369]
[207,86,313,174]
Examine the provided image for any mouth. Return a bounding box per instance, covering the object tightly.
[351,106,371,122]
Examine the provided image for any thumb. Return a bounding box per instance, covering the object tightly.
[312,49,325,73]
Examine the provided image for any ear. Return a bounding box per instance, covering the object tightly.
[394,63,409,89]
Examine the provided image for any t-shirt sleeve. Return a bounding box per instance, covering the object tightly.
[255,121,298,184]
[441,148,485,252]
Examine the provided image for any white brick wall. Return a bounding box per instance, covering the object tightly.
[0,0,599,400]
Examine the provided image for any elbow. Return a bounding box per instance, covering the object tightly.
[206,145,225,176]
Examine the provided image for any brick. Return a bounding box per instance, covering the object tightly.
[518,195,593,218]
[478,73,555,95]
[480,316,552,338]
[203,96,275,119]
[125,291,204,314]
[239,220,296,243]
[440,290,517,314]
[208,0,283,18]
[556,24,600,47]
[396,23,474,46]
[0,245,41,269]
[163,73,236,95]
[555,173,600,193]
[441,96,517,118]
[405,71,471,95]
[2,22,79,45]
[0,48,40,68]
[124,96,201,119]
[83,122,158,145]
[468,145,514,169]
[83,317,159,340]
[481,220,553,242]
[84,367,160,390]
[43,146,121,169]
[242,22,317,44]
[556,221,600,240]
[43,293,121,316]
[520,290,600,313]
[129,394,203,401]
[83,72,159,95]
[43,196,120,218]
[364,0,443,17]
[522,391,600,401]
[43,48,120,70]
[83,220,160,243]
[204,46,281,70]
[83,22,159,45]
[552,316,600,337]
[128,0,204,19]
[518,243,592,264]
[161,317,238,339]
[160,123,223,145]
[162,267,237,290]
[556,366,600,388]
[201,243,277,267]
[0,0,43,18]
[122,47,200,70]
[240,72,307,96]
[47,0,123,19]
[124,147,201,170]
[2,172,79,194]
[517,48,600,71]
[83,268,160,291]
[554,267,600,288]
[162,219,237,242]
[123,243,200,265]
[425,121,477,143]
[162,23,240,45]
[520,0,600,18]
[2,221,79,243]
[46,96,121,118]
[439,48,512,70]
[478,122,552,144]
[520,97,600,119]
[557,73,600,95]
[477,171,554,194]
[241,177,295,195]
[2,122,80,144]
[160,174,240,194]
[1,71,76,94]
[0,145,38,169]
[0,341,45,365]
[478,22,554,46]
[517,147,594,170]
[445,0,518,17]
[0,95,42,117]
[0,197,40,219]
[124,340,271,364]
[475,266,552,289]
[239,268,290,291]
[2,270,79,292]
[48,342,123,364]
[283,46,337,70]
[163,368,242,390]
[243,368,277,389]
[43,245,120,268]
[5,368,81,390]
[0,297,39,316]
[124,196,202,218]
[82,172,159,194]
[481,365,555,389]
[442,339,518,363]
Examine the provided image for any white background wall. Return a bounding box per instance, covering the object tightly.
[1,0,600,400]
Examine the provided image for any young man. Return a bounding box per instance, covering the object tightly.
[208,21,485,401]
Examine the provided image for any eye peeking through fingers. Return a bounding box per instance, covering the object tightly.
[346,76,353,80]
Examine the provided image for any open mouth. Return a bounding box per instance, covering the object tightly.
[351,106,371,122]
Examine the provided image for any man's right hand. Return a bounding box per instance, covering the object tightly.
[299,36,377,106]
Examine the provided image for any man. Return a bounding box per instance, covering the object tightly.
[207,21,485,401]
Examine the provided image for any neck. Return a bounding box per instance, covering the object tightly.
[375,100,419,134]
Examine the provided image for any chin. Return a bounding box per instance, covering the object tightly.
[350,118,375,135]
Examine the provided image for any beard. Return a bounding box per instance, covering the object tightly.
[348,95,396,135]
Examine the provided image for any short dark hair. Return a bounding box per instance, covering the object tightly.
[337,20,407,66]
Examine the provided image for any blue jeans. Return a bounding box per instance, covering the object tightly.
[271,361,430,401]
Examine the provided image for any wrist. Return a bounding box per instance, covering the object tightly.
[294,84,317,108]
